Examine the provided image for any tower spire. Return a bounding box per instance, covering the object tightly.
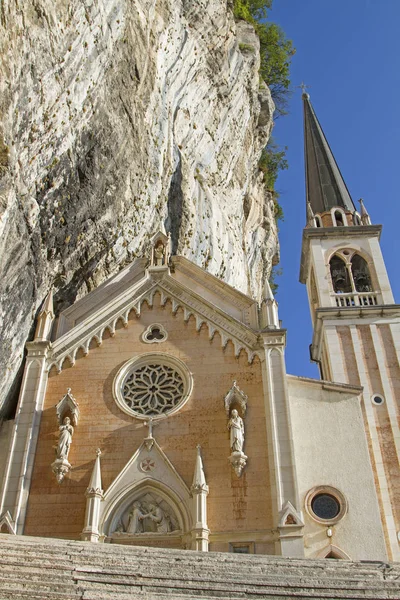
[303,92,356,216]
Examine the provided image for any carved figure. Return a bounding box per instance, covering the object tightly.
[146,503,171,533]
[127,502,147,534]
[227,409,244,453]
[56,417,74,460]
[154,243,165,266]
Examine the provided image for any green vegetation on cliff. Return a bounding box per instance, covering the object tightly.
[233,0,294,116]
[233,1,294,291]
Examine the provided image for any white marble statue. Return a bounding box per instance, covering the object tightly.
[154,243,165,266]
[56,417,74,460]
[127,502,146,534]
[146,503,171,533]
[227,409,244,453]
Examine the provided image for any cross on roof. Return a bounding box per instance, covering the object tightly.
[298,82,310,94]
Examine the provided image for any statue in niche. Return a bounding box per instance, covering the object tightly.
[127,502,147,534]
[227,409,244,453]
[154,242,165,266]
[56,416,74,460]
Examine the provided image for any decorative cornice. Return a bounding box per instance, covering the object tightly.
[47,274,264,373]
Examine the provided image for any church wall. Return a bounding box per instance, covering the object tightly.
[23,295,273,548]
[287,376,387,561]
[0,420,14,499]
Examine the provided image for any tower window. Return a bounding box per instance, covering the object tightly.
[330,256,352,293]
[334,210,345,226]
[315,215,322,228]
[351,255,372,292]
[353,212,361,226]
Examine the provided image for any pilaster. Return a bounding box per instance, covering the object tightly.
[0,341,51,533]
[260,330,304,557]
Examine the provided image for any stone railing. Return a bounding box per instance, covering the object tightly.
[333,292,379,308]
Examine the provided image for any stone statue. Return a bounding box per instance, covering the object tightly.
[146,502,171,533]
[227,409,244,453]
[154,243,165,266]
[127,502,146,534]
[56,417,74,460]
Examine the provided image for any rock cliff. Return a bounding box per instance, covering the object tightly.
[0,0,277,413]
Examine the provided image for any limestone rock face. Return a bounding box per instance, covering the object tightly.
[0,0,277,413]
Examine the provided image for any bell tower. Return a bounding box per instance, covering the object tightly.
[299,92,400,561]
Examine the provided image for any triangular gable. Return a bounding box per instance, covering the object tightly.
[0,511,16,535]
[99,437,192,535]
[48,262,262,373]
[278,501,304,527]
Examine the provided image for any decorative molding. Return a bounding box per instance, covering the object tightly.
[278,501,304,527]
[224,381,248,417]
[55,388,80,426]
[47,274,263,374]
[51,457,71,484]
[112,353,193,421]
[142,323,168,344]
[229,451,248,478]
[0,511,16,535]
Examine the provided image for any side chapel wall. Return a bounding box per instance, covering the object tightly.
[24,294,273,549]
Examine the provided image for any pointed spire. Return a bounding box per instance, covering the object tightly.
[359,198,371,225]
[263,279,275,301]
[40,288,54,317]
[86,449,103,496]
[34,288,55,341]
[261,280,279,329]
[191,445,208,491]
[303,92,356,216]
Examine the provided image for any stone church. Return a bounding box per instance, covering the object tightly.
[0,92,399,567]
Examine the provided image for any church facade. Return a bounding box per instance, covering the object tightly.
[0,94,398,562]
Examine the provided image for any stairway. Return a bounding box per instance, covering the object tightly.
[0,534,399,599]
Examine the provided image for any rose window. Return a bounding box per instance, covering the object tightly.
[113,354,192,420]
[122,363,184,416]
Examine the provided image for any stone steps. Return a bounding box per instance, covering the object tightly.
[0,534,399,599]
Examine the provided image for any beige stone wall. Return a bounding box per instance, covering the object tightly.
[287,376,387,561]
[24,294,273,543]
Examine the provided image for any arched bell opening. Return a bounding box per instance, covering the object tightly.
[330,256,352,294]
[350,254,372,293]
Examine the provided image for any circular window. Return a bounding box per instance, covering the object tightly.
[311,494,340,520]
[371,394,385,406]
[113,353,192,420]
[305,486,347,525]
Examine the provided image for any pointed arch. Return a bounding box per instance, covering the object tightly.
[351,254,372,292]
[316,544,351,560]
[329,255,352,293]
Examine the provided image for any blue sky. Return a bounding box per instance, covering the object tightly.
[267,0,400,378]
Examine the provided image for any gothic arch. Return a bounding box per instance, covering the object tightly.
[329,255,352,293]
[350,254,372,292]
[326,246,378,293]
[316,544,351,560]
[100,478,192,538]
